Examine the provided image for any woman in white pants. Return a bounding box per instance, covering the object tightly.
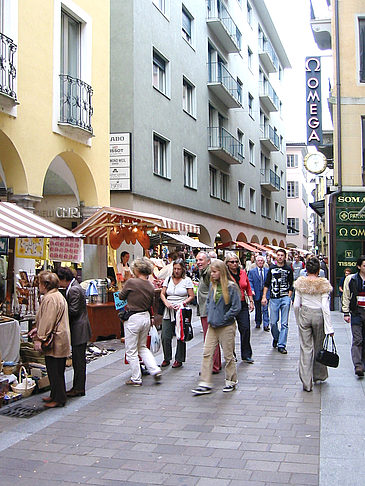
[293,257,334,392]
[119,258,161,386]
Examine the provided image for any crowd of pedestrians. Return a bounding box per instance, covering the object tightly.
[30,248,365,407]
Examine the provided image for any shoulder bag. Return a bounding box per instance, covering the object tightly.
[316,335,339,368]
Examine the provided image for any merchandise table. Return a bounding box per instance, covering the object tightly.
[0,318,20,362]
[87,302,121,342]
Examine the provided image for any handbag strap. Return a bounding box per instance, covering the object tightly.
[329,335,337,354]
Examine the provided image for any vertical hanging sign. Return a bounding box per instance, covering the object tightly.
[110,133,131,191]
[305,57,322,146]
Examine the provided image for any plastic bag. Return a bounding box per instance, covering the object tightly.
[149,325,161,354]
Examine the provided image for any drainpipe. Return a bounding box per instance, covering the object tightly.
[328,0,342,310]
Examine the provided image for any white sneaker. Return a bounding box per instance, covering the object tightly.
[191,386,211,395]
[222,384,236,393]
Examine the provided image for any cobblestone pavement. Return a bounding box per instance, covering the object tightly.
[0,309,363,485]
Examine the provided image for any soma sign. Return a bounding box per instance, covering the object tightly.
[305,57,322,146]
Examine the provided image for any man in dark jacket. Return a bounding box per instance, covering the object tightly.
[57,267,91,396]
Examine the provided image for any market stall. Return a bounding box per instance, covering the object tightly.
[215,240,259,260]
[73,206,201,336]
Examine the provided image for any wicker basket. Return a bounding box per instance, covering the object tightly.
[11,366,36,398]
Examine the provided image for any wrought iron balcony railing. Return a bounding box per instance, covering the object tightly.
[258,34,279,71]
[0,33,17,100]
[59,74,93,133]
[259,80,279,110]
[208,126,244,164]
[207,0,242,50]
[260,169,280,191]
[208,62,242,105]
[260,124,280,150]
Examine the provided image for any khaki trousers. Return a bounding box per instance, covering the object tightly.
[297,306,328,391]
[199,322,237,388]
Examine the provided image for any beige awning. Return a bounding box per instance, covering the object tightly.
[162,233,211,249]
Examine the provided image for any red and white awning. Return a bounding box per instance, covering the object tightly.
[73,206,200,245]
[0,202,81,238]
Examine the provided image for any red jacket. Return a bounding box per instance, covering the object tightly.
[236,269,253,301]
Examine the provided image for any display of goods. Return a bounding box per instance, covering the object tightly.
[3,391,22,404]
[11,366,36,398]
[109,229,123,249]
[20,342,45,365]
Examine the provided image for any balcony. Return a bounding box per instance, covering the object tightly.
[0,32,17,108]
[258,35,279,73]
[208,127,243,165]
[59,74,93,134]
[259,80,279,112]
[207,62,241,108]
[260,125,280,152]
[310,2,331,51]
[260,169,280,191]
[206,0,241,53]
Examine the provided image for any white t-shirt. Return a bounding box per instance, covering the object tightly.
[162,276,193,320]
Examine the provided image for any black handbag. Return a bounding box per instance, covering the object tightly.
[316,335,339,368]
[181,307,193,342]
[118,308,138,321]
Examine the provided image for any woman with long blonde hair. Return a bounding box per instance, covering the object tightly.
[192,259,241,395]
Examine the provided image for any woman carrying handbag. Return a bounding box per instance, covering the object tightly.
[293,257,334,392]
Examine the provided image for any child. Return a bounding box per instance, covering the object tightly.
[192,260,241,395]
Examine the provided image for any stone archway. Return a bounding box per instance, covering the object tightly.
[262,237,269,245]
[272,238,278,246]
[237,232,247,242]
[198,225,212,246]
[250,234,259,244]
[279,240,286,248]
[215,229,232,245]
[0,130,27,194]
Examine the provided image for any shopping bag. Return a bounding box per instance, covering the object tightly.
[149,325,161,354]
[181,307,193,342]
[316,335,339,368]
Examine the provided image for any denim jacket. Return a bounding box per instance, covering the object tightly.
[206,282,241,328]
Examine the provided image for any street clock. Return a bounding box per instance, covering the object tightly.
[304,152,327,174]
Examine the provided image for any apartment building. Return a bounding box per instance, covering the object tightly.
[311,0,365,293]
[285,143,310,251]
[110,0,290,249]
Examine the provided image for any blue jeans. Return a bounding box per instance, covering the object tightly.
[270,296,291,348]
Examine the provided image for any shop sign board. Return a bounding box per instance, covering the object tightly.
[305,57,322,146]
[335,192,365,291]
[15,238,47,259]
[110,133,131,191]
[49,237,84,263]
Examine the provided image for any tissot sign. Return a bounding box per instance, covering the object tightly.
[306,57,322,146]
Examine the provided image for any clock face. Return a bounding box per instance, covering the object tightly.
[304,153,327,174]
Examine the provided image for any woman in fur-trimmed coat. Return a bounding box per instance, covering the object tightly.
[293,257,334,392]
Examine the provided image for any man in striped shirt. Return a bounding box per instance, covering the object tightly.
[343,256,365,377]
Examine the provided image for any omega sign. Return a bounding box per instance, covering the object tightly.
[305,57,322,146]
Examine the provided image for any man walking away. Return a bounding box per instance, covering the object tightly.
[57,267,91,397]
[342,255,365,377]
[262,249,293,354]
[248,255,270,331]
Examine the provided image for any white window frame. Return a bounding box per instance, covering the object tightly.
[249,188,256,213]
[182,4,194,47]
[249,140,255,166]
[247,1,252,27]
[287,154,298,168]
[53,0,92,145]
[183,149,197,189]
[274,202,279,222]
[248,92,254,118]
[248,46,253,70]
[280,205,285,224]
[153,132,171,179]
[280,170,284,189]
[182,76,196,118]
[220,171,230,202]
[237,129,244,158]
[153,48,170,97]
[287,180,299,198]
[287,217,299,235]
[153,0,169,17]
[238,181,246,209]
[210,166,219,198]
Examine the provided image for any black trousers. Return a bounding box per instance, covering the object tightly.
[45,355,67,404]
[236,301,252,359]
[71,343,87,391]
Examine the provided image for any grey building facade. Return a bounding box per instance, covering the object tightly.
[110,0,291,248]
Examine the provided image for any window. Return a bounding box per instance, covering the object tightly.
[0,0,4,33]
[274,202,279,221]
[287,181,299,198]
[248,47,253,70]
[281,205,285,224]
[237,129,244,158]
[153,0,167,15]
[248,93,253,117]
[183,77,195,116]
[261,195,266,217]
[360,19,365,82]
[280,135,283,152]
[153,49,168,95]
[247,2,252,26]
[182,5,193,45]
[287,218,299,235]
[220,172,229,202]
[237,77,243,105]
[249,188,256,213]
[287,154,298,168]
[61,9,81,78]
[303,220,308,237]
[280,170,284,189]
[210,166,219,198]
[279,65,283,80]
[302,185,308,206]
[238,181,245,208]
[184,150,197,189]
[249,140,255,165]
[153,134,170,178]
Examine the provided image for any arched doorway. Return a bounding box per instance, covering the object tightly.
[198,225,212,246]
[262,237,269,245]
[272,238,278,246]
[250,234,259,244]
[237,232,247,242]
[0,130,27,195]
[279,240,285,248]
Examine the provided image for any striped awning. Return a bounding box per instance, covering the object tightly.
[73,207,200,245]
[162,233,211,249]
[215,240,258,252]
[0,202,81,238]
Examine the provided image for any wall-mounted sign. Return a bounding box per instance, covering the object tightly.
[110,133,131,191]
[15,238,46,259]
[35,207,81,220]
[306,57,322,146]
[49,237,84,263]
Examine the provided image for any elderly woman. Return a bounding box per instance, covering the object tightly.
[293,257,334,392]
[31,271,71,408]
[119,257,162,386]
[160,259,195,369]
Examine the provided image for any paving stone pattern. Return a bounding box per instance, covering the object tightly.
[0,309,363,485]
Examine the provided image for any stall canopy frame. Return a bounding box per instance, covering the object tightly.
[215,240,259,253]
[161,233,211,249]
[73,207,200,245]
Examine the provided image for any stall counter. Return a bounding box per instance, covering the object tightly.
[87,302,121,342]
